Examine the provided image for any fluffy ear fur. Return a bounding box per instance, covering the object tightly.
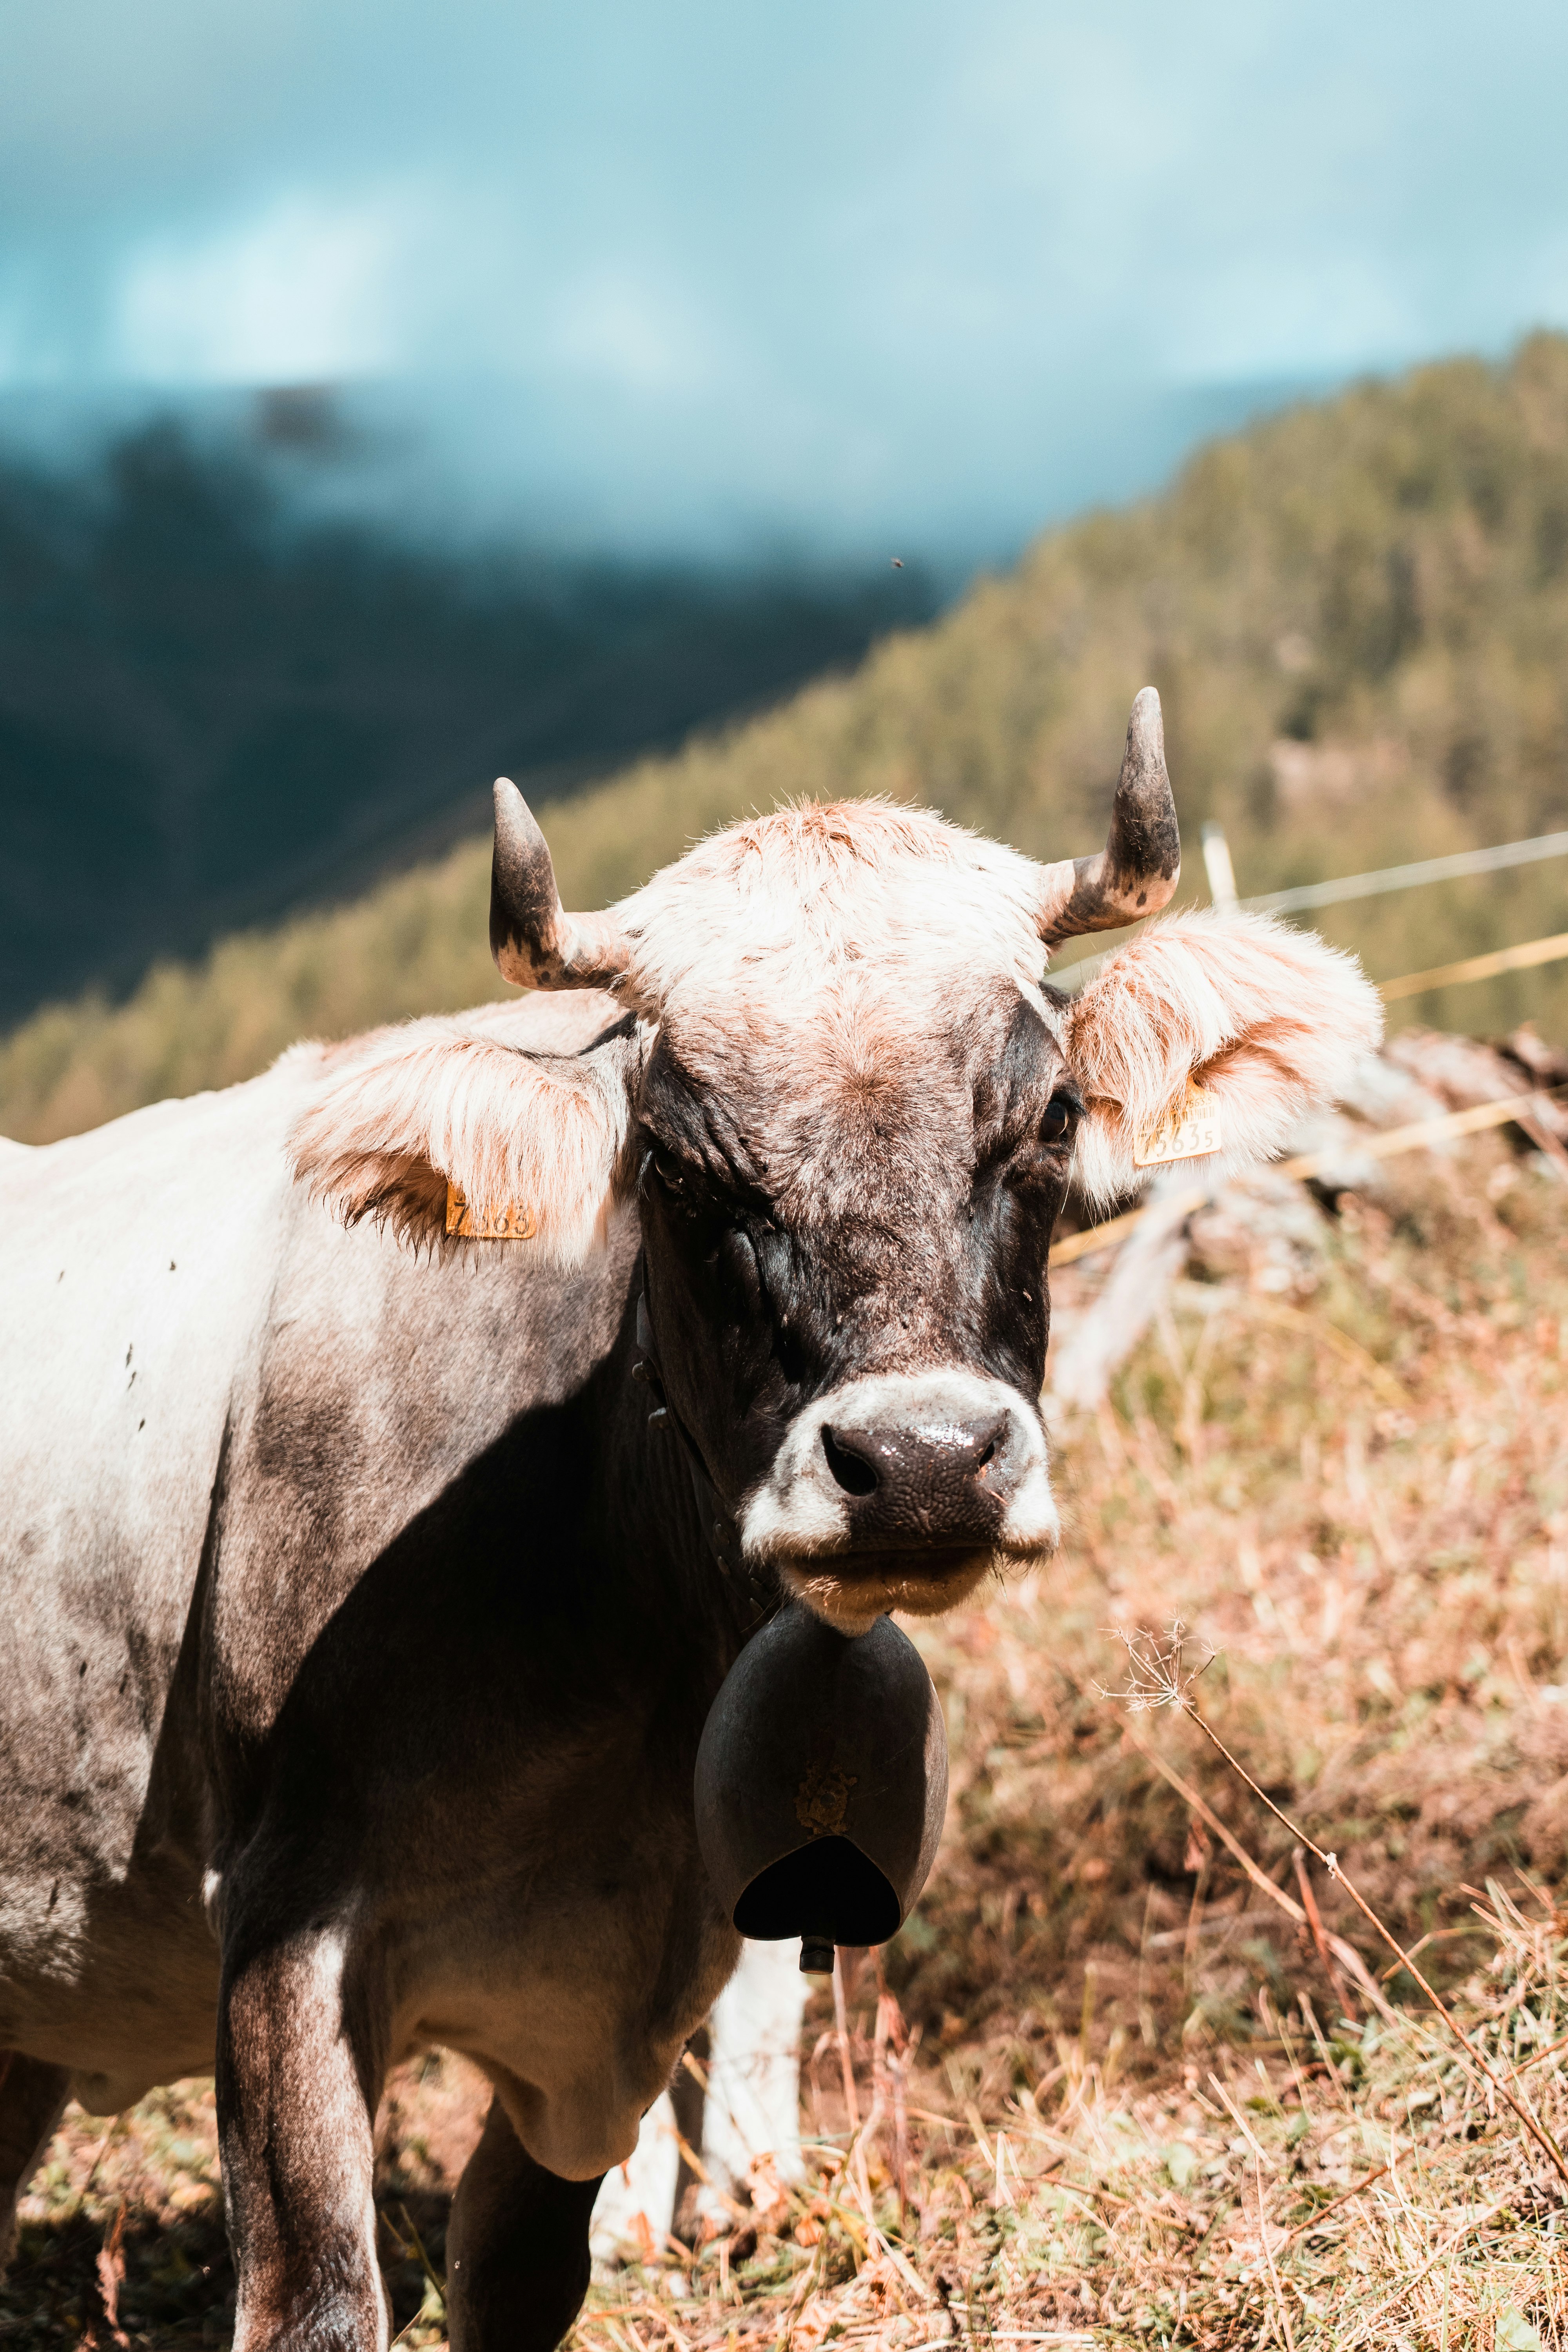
[288,1010,641,1259]
[1063,910,1384,1209]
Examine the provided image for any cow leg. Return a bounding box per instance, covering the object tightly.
[0,2053,72,2267]
[216,1931,388,2352]
[701,1939,807,2200]
[589,2089,680,2261]
[446,2094,602,2352]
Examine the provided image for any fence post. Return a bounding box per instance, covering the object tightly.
[1201,818,1238,914]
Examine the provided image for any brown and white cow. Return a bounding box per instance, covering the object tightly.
[0,692,1379,2348]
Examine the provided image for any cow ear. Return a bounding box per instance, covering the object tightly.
[1062,911,1383,1210]
[288,1010,642,1260]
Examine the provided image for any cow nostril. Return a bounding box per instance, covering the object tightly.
[822,1427,878,1497]
[976,1439,996,1471]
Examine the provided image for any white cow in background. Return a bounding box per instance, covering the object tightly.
[591,1942,806,2259]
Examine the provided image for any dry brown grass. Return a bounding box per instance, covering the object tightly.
[5,1128,1568,2348]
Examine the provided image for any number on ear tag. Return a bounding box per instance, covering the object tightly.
[1132,1080,1223,1170]
[446,1183,537,1240]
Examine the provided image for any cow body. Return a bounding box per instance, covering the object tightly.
[0,996,751,2341]
[0,718,1383,2348]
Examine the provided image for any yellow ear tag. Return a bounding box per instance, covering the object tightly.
[446,1183,537,1240]
[1132,1079,1223,1170]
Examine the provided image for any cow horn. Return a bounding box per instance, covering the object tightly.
[1036,687,1181,950]
[490,778,633,991]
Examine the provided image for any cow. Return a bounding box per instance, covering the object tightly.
[590,1933,807,2259]
[0,691,1381,2349]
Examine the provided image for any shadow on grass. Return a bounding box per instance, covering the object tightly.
[0,2186,453,2349]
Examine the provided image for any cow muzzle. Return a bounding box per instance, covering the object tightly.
[739,1369,1058,1634]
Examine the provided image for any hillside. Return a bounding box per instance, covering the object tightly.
[7,336,1568,1143]
[0,414,922,1025]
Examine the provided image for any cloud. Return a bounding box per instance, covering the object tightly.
[546,269,735,397]
[1164,253,1423,385]
[112,192,415,383]
[4,0,1568,548]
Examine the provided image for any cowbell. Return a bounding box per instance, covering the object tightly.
[694,1602,949,1974]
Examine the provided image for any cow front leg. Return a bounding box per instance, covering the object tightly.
[216,1929,388,2352]
[446,2094,601,2352]
[0,2053,71,2267]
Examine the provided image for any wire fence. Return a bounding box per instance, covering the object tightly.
[1047,817,1568,1267]
[1238,825,1568,919]
[1049,1084,1568,1268]
[1052,818,1568,994]
[1378,929,1568,1002]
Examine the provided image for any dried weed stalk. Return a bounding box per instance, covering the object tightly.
[1102,1617,1568,2194]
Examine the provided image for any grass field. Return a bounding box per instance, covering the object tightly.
[8,1116,1566,2349]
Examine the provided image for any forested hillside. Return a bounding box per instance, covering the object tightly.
[0,416,922,1024]
[7,336,1568,1143]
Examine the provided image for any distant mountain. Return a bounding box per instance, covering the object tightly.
[0,417,929,1022]
[5,337,1568,1144]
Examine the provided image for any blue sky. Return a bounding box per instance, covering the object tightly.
[4,0,1567,554]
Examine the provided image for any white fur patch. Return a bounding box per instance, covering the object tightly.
[614,799,1050,1025]
[288,1003,640,1261]
[701,1937,808,2193]
[740,1367,1059,1632]
[1064,909,1384,1210]
[589,2091,682,2265]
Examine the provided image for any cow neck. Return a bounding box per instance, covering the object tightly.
[632,1276,778,1627]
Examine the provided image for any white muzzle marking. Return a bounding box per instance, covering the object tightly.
[739,1367,1059,1630]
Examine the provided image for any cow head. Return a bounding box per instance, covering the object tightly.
[292,691,1381,1632]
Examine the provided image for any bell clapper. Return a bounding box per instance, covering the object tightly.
[799,1932,836,1976]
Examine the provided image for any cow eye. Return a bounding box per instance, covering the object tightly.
[650,1145,686,1193]
[1040,1096,1077,1145]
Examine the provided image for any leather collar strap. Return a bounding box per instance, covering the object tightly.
[633,1284,777,1619]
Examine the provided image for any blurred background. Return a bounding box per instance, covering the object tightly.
[10,14,1568,2343]
[2,0,1567,1111]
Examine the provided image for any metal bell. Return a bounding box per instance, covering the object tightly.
[694,1602,949,1973]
